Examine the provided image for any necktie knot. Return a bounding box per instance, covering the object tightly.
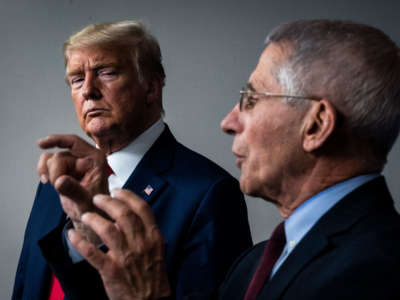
[107,163,114,177]
[267,221,286,258]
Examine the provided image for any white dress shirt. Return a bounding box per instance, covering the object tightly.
[107,119,165,193]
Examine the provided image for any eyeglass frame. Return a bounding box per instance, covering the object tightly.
[239,88,322,111]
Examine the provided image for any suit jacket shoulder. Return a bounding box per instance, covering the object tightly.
[218,177,400,300]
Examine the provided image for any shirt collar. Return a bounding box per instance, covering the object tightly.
[106,119,165,185]
[284,173,381,251]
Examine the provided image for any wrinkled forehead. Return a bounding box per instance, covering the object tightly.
[65,44,131,69]
[248,43,288,92]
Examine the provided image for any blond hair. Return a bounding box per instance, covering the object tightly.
[63,20,165,87]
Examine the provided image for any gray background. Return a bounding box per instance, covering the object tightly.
[1,0,400,298]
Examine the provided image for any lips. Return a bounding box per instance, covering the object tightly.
[236,157,245,168]
[84,108,109,119]
[233,151,245,168]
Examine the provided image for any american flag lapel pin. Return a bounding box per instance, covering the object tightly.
[144,184,154,196]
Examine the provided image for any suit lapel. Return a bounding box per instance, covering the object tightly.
[35,184,66,239]
[124,169,167,204]
[259,229,328,300]
[122,126,175,204]
[258,176,392,300]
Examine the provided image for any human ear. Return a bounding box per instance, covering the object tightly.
[302,100,337,152]
[145,77,162,106]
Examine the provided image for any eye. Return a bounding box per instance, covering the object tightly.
[98,68,118,79]
[243,93,258,110]
[70,76,84,88]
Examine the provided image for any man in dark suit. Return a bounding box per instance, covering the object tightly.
[67,20,400,299]
[12,21,252,300]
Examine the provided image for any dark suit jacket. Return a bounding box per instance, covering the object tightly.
[12,126,252,300]
[216,176,400,300]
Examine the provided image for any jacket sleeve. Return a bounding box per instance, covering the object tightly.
[38,222,109,300]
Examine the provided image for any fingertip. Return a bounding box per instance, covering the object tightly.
[67,229,77,243]
[54,175,70,192]
[40,174,48,184]
[93,194,107,204]
[112,188,123,195]
[81,212,91,223]
[81,213,88,222]
[54,175,83,197]
[114,188,135,199]
[37,136,50,147]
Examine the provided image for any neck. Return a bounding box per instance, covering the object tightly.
[96,135,135,155]
[94,117,161,155]
[274,155,382,218]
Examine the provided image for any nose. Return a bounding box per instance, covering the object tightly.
[82,74,102,100]
[221,103,242,135]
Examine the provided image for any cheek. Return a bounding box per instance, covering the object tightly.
[247,125,271,161]
[72,95,84,121]
[245,126,282,175]
[241,133,265,177]
[111,98,137,122]
[239,156,265,197]
[106,85,137,111]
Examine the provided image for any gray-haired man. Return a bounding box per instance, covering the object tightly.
[70,19,400,300]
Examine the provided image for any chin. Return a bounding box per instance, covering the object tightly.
[86,123,114,137]
[240,175,271,200]
[86,117,113,132]
[240,177,256,197]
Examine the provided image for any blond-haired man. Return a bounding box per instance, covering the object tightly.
[12,21,252,300]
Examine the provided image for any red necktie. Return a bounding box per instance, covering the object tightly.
[243,222,286,300]
[48,273,64,300]
[48,163,114,300]
[107,163,114,176]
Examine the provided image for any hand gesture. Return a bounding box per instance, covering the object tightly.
[68,189,171,300]
[37,134,109,243]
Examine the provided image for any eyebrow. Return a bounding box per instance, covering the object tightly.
[66,63,119,78]
[246,82,256,91]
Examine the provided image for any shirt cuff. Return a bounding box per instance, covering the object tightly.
[63,220,85,264]
[63,220,109,264]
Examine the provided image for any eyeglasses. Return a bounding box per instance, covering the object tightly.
[239,88,322,111]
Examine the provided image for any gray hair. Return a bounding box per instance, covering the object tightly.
[64,20,166,89]
[266,19,400,159]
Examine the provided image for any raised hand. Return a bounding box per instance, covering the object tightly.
[37,134,109,243]
[68,189,171,300]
